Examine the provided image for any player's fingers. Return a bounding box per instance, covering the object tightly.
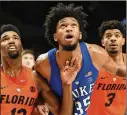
[36,105,46,115]
[65,60,70,66]
[44,103,49,115]
[66,72,77,85]
[74,56,81,71]
[70,56,76,67]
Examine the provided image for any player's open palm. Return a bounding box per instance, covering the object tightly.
[60,56,81,85]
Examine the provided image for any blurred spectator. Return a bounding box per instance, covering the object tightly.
[22,49,35,69]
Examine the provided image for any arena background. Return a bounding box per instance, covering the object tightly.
[0,1,126,59]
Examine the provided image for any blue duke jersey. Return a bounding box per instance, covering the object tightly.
[48,42,98,115]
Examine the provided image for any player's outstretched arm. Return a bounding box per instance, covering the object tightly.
[88,44,126,77]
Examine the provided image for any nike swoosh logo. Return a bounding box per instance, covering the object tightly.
[101,77,108,79]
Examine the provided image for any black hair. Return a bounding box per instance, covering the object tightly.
[99,20,126,39]
[44,3,88,47]
[0,24,21,38]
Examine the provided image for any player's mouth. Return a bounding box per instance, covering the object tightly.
[109,44,118,48]
[8,45,17,50]
[65,34,74,41]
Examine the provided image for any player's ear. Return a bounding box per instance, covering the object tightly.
[122,38,125,46]
[53,33,58,42]
[79,32,82,40]
[22,47,23,51]
[101,39,105,47]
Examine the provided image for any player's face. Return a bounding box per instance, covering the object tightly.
[1,31,23,59]
[22,53,35,69]
[102,29,125,54]
[54,17,82,51]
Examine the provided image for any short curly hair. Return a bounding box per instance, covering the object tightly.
[44,3,88,47]
[99,20,126,39]
[0,24,21,38]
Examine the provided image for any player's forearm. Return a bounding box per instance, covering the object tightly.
[60,84,73,115]
[41,90,60,115]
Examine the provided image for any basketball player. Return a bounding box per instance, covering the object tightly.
[21,50,50,115]
[0,24,80,115]
[87,20,126,115]
[22,49,35,69]
[35,3,126,115]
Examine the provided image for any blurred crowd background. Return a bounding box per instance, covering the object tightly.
[0,1,126,59]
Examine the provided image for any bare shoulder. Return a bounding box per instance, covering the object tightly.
[86,43,107,55]
[35,52,49,66]
[35,52,51,81]
[86,43,110,70]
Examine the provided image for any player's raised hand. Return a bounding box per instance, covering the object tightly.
[60,56,81,85]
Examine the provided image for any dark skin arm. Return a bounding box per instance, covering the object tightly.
[32,71,60,115]
[87,43,126,77]
[33,56,81,115]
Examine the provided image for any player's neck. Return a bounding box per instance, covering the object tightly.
[109,52,125,65]
[1,56,22,77]
[56,43,82,69]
